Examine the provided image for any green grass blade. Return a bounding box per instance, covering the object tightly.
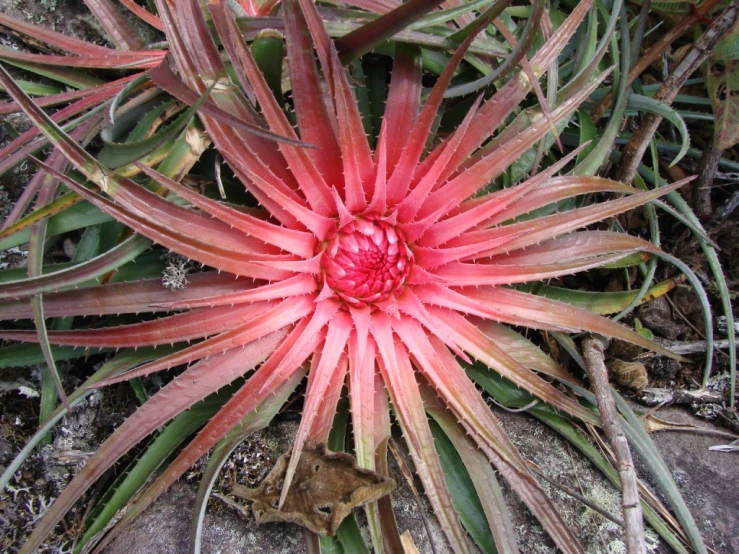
[0,54,104,89]
[611,391,707,554]
[335,0,446,63]
[429,419,499,554]
[627,94,690,166]
[0,344,109,368]
[97,85,212,168]
[0,79,62,96]
[0,234,151,300]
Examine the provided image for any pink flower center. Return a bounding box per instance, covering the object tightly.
[321,217,413,307]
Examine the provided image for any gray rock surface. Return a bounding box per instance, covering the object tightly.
[100,407,738,554]
[648,407,739,554]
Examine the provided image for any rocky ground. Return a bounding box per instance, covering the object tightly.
[95,406,738,554]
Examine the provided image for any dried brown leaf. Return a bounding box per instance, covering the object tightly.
[232,443,396,536]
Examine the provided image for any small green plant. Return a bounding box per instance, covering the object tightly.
[634,318,655,340]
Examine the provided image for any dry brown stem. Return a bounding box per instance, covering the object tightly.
[615,0,739,185]
[591,0,725,123]
[583,336,646,554]
[656,337,732,354]
[693,141,722,219]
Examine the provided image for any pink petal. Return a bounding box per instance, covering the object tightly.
[0,302,271,348]
[420,145,585,248]
[397,94,483,223]
[418,72,608,220]
[371,313,472,553]
[94,296,315,385]
[136,163,316,258]
[284,0,343,188]
[0,272,250,319]
[367,124,389,215]
[152,274,318,310]
[413,0,593,190]
[329,44,374,212]
[211,3,335,215]
[421,305,598,424]
[383,47,421,173]
[279,312,353,507]
[386,18,486,204]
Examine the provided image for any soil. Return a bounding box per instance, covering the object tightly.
[1,2,738,554]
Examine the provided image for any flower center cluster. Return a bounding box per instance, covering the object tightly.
[321,217,413,307]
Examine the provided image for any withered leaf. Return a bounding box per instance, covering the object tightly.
[232,443,396,536]
[707,19,739,150]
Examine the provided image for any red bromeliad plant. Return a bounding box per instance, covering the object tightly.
[0,0,708,553]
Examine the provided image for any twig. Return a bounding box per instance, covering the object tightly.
[665,294,706,339]
[639,387,725,406]
[657,337,731,354]
[212,491,251,519]
[715,190,739,219]
[303,528,321,554]
[583,336,646,554]
[693,141,722,219]
[615,0,739,185]
[591,0,725,123]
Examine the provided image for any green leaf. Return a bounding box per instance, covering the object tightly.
[335,516,367,554]
[351,60,375,148]
[0,344,108,369]
[328,393,369,554]
[429,420,498,554]
[468,367,691,554]
[633,318,654,340]
[0,52,104,89]
[0,347,177,492]
[526,277,681,315]
[574,0,627,176]
[576,109,597,165]
[444,0,542,98]
[188,368,307,554]
[0,234,152,299]
[409,0,496,30]
[627,94,690,166]
[318,536,344,554]
[0,79,61,96]
[76,395,227,553]
[0,200,112,251]
[251,31,285,105]
[97,86,210,168]
[612,391,707,554]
